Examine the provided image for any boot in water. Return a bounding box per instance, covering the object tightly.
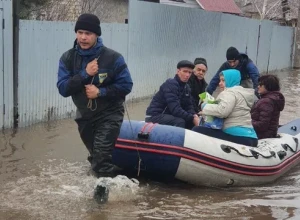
[94,185,109,204]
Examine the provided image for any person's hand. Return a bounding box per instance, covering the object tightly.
[85,85,99,99]
[193,114,200,126]
[86,58,98,76]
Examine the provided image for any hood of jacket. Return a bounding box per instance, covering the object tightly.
[260,91,285,111]
[73,37,104,57]
[222,69,241,88]
[223,69,256,108]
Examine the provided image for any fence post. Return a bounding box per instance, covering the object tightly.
[13,0,20,128]
[293,5,300,69]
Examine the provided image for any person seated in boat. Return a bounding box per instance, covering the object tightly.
[145,60,200,129]
[251,75,285,139]
[206,47,259,97]
[193,69,258,147]
[188,58,208,112]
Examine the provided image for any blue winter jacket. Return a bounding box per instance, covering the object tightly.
[57,37,133,119]
[146,75,195,122]
[206,53,259,95]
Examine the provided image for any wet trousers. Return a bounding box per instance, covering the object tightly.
[75,107,124,176]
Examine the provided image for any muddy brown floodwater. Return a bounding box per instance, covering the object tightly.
[1,69,300,220]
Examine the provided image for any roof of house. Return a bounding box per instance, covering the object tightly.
[196,0,241,14]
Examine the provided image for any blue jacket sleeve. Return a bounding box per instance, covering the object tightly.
[98,56,133,97]
[247,62,259,91]
[163,82,194,122]
[206,64,225,95]
[56,58,91,98]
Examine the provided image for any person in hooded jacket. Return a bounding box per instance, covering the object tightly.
[193,69,258,147]
[56,13,133,177]
[188,58,208,112]
[251,75,285,139]
[206,47,259,97]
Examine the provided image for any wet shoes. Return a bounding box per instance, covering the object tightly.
[94,185,109,204]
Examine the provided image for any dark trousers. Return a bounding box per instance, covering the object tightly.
[192,126,258,147]
[145,114,194,129]
[75,108,124,176]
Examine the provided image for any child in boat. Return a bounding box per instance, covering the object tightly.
[192,69,258,147]
[251,75,285,139]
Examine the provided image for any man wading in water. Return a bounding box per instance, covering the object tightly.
[56,13,133,180]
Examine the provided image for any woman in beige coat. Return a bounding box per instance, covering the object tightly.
[192,69,258,147]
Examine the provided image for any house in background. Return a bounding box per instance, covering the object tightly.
[33,0,129,23]
[34,0,298,27]
[37,0,241,22]
[160,0,241,15]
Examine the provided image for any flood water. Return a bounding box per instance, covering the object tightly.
[1,70,300,220]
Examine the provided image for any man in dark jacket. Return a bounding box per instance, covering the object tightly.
[56,13,133,177]
[206,47,259,96]
[188,58,208,112]
[145,60,200,129]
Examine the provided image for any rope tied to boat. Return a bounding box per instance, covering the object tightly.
[124,102,142,177]
[221,144,277,159]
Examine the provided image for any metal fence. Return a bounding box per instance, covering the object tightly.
[0,0,296,129]
[17,21,129,127]
[0,0,14,129]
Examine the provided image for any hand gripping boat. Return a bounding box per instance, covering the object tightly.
[113,119,300,187]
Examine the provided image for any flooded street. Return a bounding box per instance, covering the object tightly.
[1,69,300,220]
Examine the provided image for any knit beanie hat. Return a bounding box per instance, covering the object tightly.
[194,58,208,68]
[226,47,240,60]
[74,13,101,36]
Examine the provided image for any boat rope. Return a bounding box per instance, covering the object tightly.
[87,55,102,111]
[87,75,97,111]
[124,102,142,177]
[221,145,276,159]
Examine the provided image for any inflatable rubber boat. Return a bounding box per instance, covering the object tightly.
[113,119,300,187]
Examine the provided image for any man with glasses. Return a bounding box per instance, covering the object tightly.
[145,60,200,129]
[206,47,259,97]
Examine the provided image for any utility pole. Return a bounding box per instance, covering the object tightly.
[293,3,300,68]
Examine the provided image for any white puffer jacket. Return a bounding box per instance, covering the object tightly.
[203,86,257,130]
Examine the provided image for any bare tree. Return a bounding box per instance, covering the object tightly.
[250,0,283,20]
[25,0,80,20]
[80,0,128,23]
[29,0,128,23]
[237,0,298,24]
[281,0,290,21]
